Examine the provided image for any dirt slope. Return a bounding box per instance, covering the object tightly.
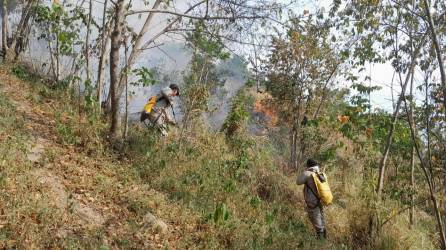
[0,66,197,249]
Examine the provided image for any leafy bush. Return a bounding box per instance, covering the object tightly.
[221,88,253,138]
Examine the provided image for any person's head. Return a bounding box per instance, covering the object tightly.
[306,159,318,168]
[169,84,180,96]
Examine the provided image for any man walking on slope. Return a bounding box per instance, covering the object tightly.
[140,84,180,136]
[296,159,327,239]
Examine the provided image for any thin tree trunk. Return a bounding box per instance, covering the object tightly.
[422,0,446,120]
[97,0,109,108]
[313,62,340,120]
[409,63,416,229]
[123,38,129,139]
[290,99,302,170]
[425,74,435,191]
[251,34,260,92]
[56,35,60,82]
[376,33,427,198]
[2,0,9,54]
[68,52,82,89]
[123,0,162,72]
[109,0,125,138]
[410,146,415,228]
[399,57,446,248]
[47,27,58,82]
[85,0,93,83]
[403,93,446,250]
[390,71,395,113]
[290,126,298,169]
[377,66,413,198]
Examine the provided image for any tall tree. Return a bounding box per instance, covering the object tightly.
[265,16,338,169]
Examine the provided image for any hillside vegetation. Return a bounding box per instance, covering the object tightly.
[0,64,438,249]
[1,0,446,249]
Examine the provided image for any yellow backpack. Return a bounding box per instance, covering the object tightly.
[312,171,333,206]
[144,96,158,114]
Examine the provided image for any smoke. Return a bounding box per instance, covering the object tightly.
[10,0,250,129]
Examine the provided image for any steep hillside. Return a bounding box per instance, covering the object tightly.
[0,64,438,249]
[0,65,204,249]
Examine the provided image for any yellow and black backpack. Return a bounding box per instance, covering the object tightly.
[312,171,333,206]
[140,95,163,122]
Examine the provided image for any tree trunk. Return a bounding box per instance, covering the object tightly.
[123,37,129,139]
[410,146,415,228]
[402,73,446,250]
[424,73,435,191]
[2,0,9,55]
[109,0,125,138]
[313,63,339,120]
[251,34,260,92]
[47,27,58,82]
[108,0,207,110]
[376,69,411,198]
[3,0,35,61]
[407,118,446,249]
[390,72,395,113]
[85,0,93,83]
[290,102,301,169]
[10,0,35,60]
[422,0,446,120]
[376,36,425,198]
[97,0,109,108]
[290,126,298,169]
[105,0,162,112]
[409,64,416,229]
[55,34,60,82]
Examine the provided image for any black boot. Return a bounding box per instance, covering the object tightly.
[316,229,327,240]
[316,231,324,239]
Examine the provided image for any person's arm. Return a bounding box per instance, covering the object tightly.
[296,171,309,185]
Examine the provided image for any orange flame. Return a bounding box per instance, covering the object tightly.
[253,94,278,127]
[337,115,350,124]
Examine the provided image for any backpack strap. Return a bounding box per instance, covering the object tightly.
[306,174,320,199]
[156,94,165,103]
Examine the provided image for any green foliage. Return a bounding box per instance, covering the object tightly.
[12,65,34,82]
[83,78,97,113]
[55,111,81,146]
[211,202,230,224]
[221,88,253,138]
[131,67,157,87]
[182,22,230,126]
[265,15,339,132]
[34,4,82,56]
[186,22,230,61]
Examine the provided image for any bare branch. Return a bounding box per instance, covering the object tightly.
[126,9,267,20]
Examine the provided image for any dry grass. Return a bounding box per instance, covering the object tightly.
[0,63,439,249]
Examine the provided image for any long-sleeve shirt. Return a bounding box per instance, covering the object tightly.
[153,87,175,123]
[296,166,320,208]
[155,87,175,108]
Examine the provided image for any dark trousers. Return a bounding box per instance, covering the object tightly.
[306,205,326,238]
